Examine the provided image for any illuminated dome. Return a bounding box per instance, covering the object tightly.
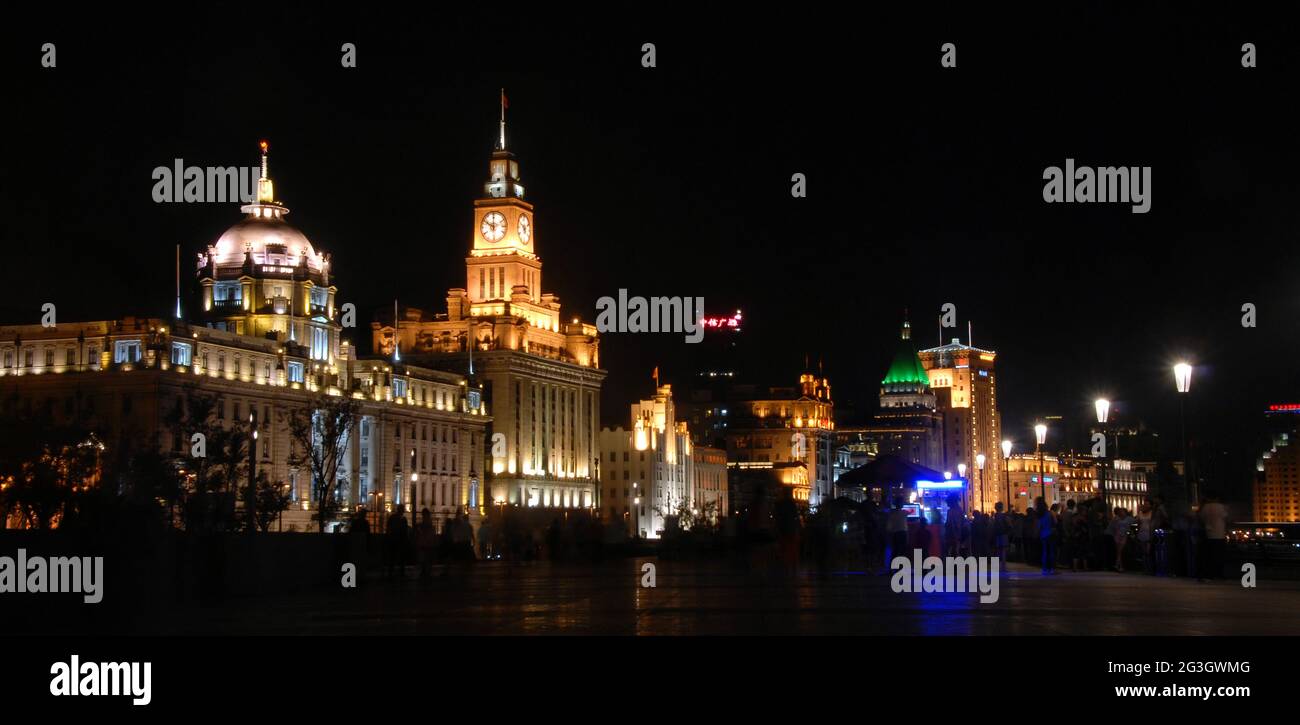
[197,140,328,275]
[207,214,325,272]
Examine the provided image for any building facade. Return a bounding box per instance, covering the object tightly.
[1005,453,1149,513]
[0,144,490,531]
[1256,434,1300,522]
[918,336,1003,514]
[599,385,725,538]
[372,117,605,514]
[720,373,835,509]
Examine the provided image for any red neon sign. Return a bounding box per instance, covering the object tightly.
[700,311,742,330]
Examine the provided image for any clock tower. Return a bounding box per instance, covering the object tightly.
[467,91,541,305]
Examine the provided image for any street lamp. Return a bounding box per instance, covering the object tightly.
[1095,398,1110,510]
[957,462,968,513]
[1173,362,1195,506]
[1034,423,1048,506]
[1001,439,1013,512]
[975,453,986,513]
[248,412,258,533]
[633,482,640,539]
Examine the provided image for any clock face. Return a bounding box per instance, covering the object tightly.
[480,211,506,242]
[517,214,532,244]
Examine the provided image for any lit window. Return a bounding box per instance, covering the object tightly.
[171,341,192,366]
[288,361,305,383]
[113,340,142,364]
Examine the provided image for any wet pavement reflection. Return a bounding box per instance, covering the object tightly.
[156,559,1300,636]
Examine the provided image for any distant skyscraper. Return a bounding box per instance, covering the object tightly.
[1255,405,1300,522]
[918,334,1003,513]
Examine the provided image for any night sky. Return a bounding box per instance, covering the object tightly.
[4,9,1299,504]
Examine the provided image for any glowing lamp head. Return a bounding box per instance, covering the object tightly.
[958,463,967,477]
[1095,398,1111,424]
[943,471,952,480]
[976,453,986,470]
[1001,439,1013,458]
[1174,362,1192,394]
[259,140,269,154]
[1034,423,1048,446]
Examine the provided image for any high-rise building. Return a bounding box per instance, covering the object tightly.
[1255,405,1300,522]
[918,335,1003,513]
[373,108,605,514]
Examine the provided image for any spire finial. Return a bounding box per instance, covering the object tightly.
[498,88,508,150]
[256,140,275,203]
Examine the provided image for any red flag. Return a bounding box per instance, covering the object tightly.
[501,89,508,109]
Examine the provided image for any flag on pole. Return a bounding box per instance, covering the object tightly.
[501,89,508,110]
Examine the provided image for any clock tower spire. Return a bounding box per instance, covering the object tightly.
[498,87,507,150]
[467,96,540,304]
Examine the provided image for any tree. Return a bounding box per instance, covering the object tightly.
[288,393,360,532]
[169,386,247,533]
[241,470,292,532]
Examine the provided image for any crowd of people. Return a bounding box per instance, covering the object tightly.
[862,491,1233,580]
[334,487,1236,585]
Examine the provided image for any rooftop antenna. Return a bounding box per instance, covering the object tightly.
[174,244,181,319]
[968,320,973,348]
[498,88,508,150]
[392,299,401,362]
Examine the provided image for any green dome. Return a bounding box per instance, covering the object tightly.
[882,344,929,387]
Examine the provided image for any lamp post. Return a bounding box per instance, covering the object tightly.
[633,482,641,539]
[248,412,258,533]
[1174,362,1195,507]
[279,482,290,532]
[1001,440,1013,512]
[957,462,968,514]
[1034,423,1048,506]
[1095,398,1110,510]
[975,453,986,513]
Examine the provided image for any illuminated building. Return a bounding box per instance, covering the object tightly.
[918,335,1003,513]
[1255,405,1300,522]
[870,316,943,471]
[0,146,488,531]
[721,371,834,508]
[195,142,341,364]
[1005,453,1148,513]
[1005,453,1059,513]
[693,444,728,520]
[372,107,604,513]
[599,385,724,537]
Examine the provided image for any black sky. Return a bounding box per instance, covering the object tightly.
[3,7,1300,503]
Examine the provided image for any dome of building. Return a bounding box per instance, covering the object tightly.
[198,140,328,275]
[208,214,325,272]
